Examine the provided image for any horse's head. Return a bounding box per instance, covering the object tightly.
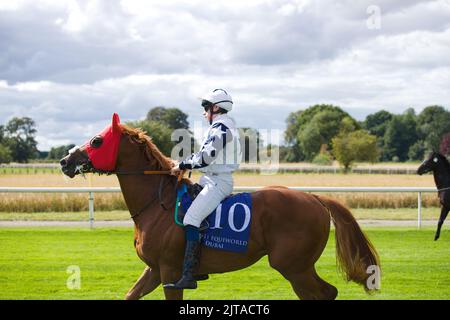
[60,113,174,178]
[417,151,445,175]
[60,113,122,178]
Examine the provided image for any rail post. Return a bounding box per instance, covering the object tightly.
[417,192,422,229]
[88,192,94,229]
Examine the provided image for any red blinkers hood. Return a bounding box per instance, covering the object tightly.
[84,113,122,172]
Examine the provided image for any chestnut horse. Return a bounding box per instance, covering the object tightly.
[60,113,380,300]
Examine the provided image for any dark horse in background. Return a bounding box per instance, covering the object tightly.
[60,113,379,300]
[417,151,450,241]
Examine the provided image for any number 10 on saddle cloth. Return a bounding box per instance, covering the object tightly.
[175,183,252,253]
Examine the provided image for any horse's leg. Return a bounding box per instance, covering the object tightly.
[125,266,161,300]
[268,237,336,300]
[283,267,338,300]
[266,202,335,300]
[435,206,450,241]
[160,265,184,300]
[162,287,183,300]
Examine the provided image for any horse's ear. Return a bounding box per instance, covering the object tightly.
[112,113,121,134]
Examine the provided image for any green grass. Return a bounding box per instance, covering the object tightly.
[0,210,130,221]
[0,207,443,221]
[0,227,449,300]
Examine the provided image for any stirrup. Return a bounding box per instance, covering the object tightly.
[163,276,197,290]
[195,274,209,281]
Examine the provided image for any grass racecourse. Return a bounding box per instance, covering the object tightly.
[1,168,449,300]
[0,227,449,300]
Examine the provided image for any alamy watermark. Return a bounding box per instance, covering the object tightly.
[366,5,381,30]
[66,265,81,290]
[366,264,381,290]
[170,122,281,175]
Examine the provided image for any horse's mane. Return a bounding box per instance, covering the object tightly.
[120,124,174,170]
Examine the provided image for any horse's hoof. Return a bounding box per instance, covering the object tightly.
[434,235,440,241]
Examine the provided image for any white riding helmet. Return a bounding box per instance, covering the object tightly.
[201,88,233,112]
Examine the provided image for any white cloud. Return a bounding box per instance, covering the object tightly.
[0,0,449,150]
[62,0,89,33]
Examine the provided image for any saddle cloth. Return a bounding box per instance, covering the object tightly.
[177,183,252,253]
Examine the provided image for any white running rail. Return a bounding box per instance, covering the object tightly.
[0,186,438,229]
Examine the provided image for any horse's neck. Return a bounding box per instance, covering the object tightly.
[117,174,175,221]
[433,164,450,189]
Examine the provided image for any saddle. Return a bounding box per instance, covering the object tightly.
[175,182,253,253]
[187,183,204,201]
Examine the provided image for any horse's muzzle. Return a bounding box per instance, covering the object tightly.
[417,166,429,176]
[60,155,78,178]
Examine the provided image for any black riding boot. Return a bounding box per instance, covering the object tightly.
[164,240,201,289]
[164,226,201,290]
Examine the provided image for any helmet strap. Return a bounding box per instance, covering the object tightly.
[207,105,222,125]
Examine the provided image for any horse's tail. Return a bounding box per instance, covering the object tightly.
[317,195,380,291]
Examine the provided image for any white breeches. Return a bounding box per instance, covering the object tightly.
[183,174,233,228]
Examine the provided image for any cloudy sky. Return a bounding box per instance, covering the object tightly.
[1,0,449,150]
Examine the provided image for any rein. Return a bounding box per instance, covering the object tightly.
[75,150,187,219]
[113,169,187,219]
[129,174,175,219]
[115,170,171,175]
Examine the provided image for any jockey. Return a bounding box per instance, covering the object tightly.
[164,88,241,290]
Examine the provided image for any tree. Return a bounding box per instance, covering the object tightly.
[298,112,359,161]
[0,125,11,163]
[0,144,12,164]
[284,111,303,162]
[332,130,379,172]
[146,107,189,129]
[383,109,418,162]
[285,104,358,161]
[126,120,175,157]
[0,125,4,142]
[278,145,291,163]
[417,106,450,153]
[363,110,394,161]
[3,117,38,163]
[363,110,393,137]
[312,144,333,165]
[408,141,427,161]
[285,110,302,144]
[47,144,76,160]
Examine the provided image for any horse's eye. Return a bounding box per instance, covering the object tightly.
[433,157,438,163]
[90,136,103,149]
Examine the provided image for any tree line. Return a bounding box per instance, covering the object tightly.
[0,117,39,164]
[283,104,450,169]
[0,107,190,164]
[1,105,449,169]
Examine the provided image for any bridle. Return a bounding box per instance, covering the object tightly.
[126,172,177,219]
[71,149,186,219]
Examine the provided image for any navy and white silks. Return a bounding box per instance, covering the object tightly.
[179,114,241,228]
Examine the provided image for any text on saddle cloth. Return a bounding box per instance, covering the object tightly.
[175,183,252,253]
